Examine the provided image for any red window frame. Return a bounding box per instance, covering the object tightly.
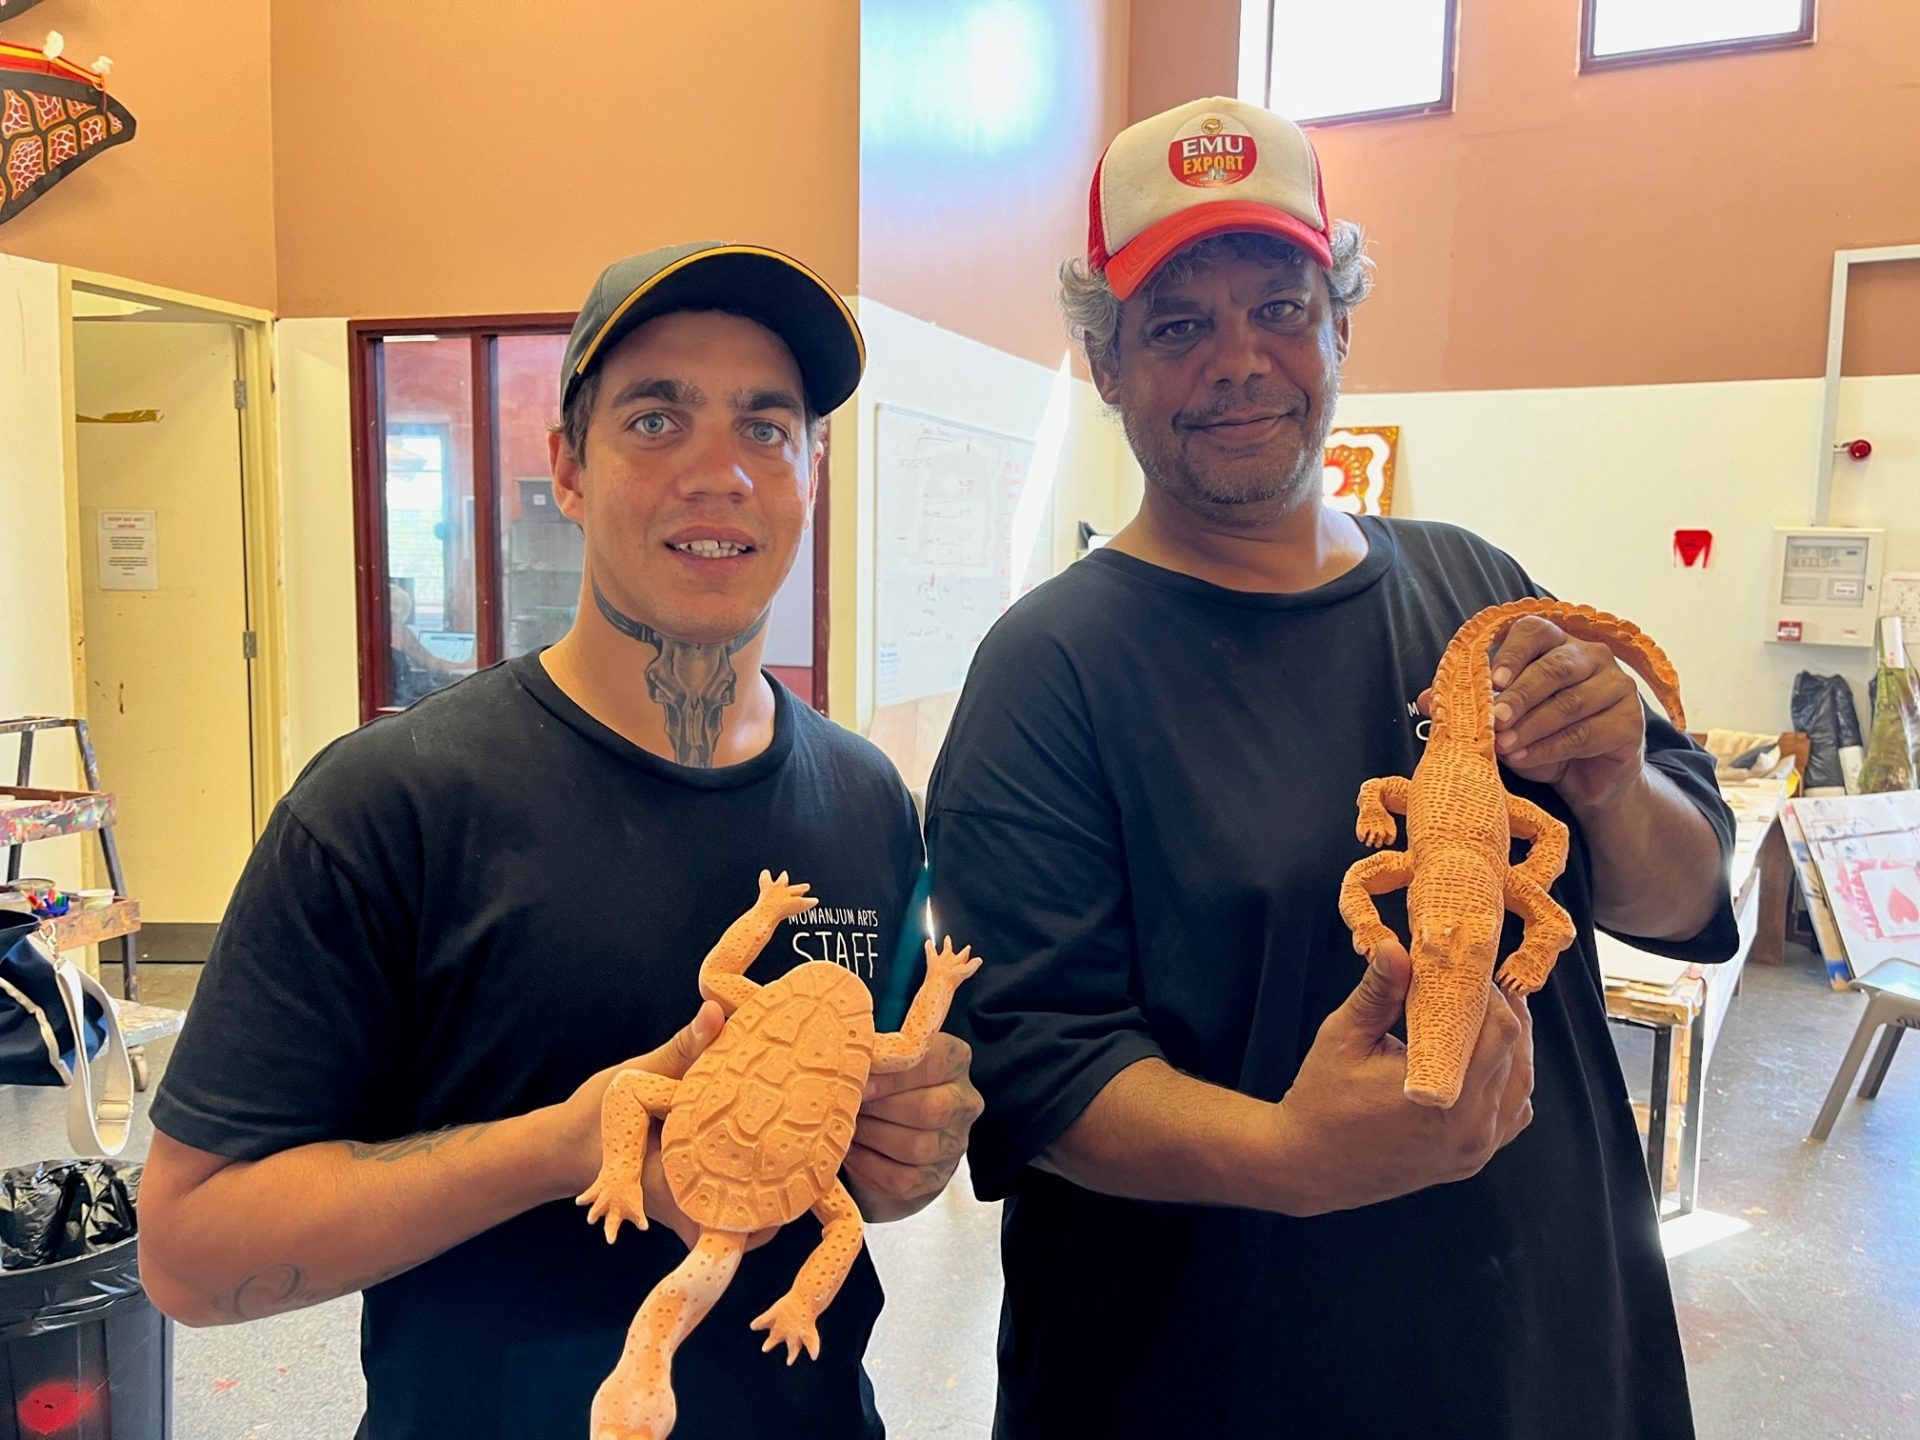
[349,315,833,723]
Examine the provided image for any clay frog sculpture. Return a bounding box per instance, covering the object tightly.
[578,870,983,1440]
[1338,600,1687,1108]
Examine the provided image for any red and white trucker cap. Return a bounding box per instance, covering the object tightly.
[1087,96,1331,301]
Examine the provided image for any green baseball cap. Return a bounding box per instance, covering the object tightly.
[560,241,866,417]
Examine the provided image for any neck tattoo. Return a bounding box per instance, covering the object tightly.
[592,578,769,768]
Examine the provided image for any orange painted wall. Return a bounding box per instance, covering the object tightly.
[270,0,860,319]
[1128,0,1239,129]
[1126,0,1920,391]
[858,0,1131,369]
[0,0,277,309]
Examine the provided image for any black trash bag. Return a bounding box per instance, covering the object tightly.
[0,1161,145,1344]
[1791,672,1863,790]
[1,1160,140,1271]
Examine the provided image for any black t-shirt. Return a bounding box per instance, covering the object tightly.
[924,517,1738,1440]
[152,654,925,1440]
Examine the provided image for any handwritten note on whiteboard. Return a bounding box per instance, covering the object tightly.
[874,405,1048,708]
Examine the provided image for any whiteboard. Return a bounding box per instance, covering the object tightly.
[874,405,1051,707]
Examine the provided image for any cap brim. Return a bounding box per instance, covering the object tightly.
[1105,202,1334,300]
[570,246,865,415]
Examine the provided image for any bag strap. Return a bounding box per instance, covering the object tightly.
[49,958,132,1156]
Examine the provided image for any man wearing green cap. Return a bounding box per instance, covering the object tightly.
[137,243,979,1439]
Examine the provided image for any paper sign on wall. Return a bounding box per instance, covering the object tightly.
[96,509,157,590]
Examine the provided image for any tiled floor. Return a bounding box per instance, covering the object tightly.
[3,949,1915,1438]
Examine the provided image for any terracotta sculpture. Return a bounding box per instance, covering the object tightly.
[579,870,982,1440]
[1338,600,1686,1108]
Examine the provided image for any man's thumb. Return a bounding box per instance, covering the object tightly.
[1334,940,1411,1043]
[643,1000,725,1079]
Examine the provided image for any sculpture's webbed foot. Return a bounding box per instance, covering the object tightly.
[750,1294,822,1366]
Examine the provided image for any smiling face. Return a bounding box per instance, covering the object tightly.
[551,309,821,646]
[1091,235,1349,531]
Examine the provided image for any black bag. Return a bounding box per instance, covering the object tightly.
[0,913,132,1155]
[1790,672,1864,790]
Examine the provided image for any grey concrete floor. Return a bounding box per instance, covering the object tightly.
[3,949,1915,1439]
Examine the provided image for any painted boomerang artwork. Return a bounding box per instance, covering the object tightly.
[1,38,136,226]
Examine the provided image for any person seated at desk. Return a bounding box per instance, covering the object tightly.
[389,584,473,707]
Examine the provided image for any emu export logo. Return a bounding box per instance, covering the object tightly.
[1169,130,1256,187]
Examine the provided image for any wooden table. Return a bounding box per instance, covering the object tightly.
[1600,776,1790,1218]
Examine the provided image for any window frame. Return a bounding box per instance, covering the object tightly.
[348,314,833,723]
[351,314,575,722]
[1252,0,1459,129]
[1579,0,1816,73]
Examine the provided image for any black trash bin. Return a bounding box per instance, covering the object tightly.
[0,1161,171,1440]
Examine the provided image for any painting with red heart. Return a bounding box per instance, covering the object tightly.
[1831,860,1920,942]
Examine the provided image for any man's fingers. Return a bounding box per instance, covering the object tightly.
[1487,616,1566,694]
[1493,638,1606,733]
[1458,983,1523,1101]
[1325,938,1411,1049]
[1490,989,1535,1147]
[1503,694,1641,769]
[638,1000,725,1079]
[858,1081,981,1130]
[1496,673,1625,755]
[852,1113,966,1169]
[843,1140,946,1205]
[861,1033,970,1101]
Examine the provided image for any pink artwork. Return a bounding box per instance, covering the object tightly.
[1830,860,1920,942]
[1323,426,1397,516]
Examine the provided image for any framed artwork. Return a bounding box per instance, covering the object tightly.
[1323,425,1398,516]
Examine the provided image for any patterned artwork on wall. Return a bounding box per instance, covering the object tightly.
[1,39,135,226]
[1323,425,1399,517]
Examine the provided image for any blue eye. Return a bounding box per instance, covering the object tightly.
[632,412,672,436]
[746,420,787,445]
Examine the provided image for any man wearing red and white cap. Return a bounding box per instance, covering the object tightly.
[927,98,1736,1438]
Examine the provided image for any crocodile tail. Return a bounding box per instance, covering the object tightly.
[1439,599,1687,730]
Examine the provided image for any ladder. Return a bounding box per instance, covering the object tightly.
[3,715,180,1089]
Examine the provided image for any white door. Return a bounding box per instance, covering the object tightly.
[75,320,256,925]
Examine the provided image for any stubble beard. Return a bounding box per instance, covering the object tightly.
[1124,370,1341,531]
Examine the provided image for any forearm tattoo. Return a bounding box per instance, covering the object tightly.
[208,1123,501,1322]
[210,1260,410,1322]
[592,577,769,767]
[342,1121,498,1164]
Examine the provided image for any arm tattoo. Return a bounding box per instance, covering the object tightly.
[206,1125,499,1322]
[592,577,769,767]
[342,1121,497,1164]
[211,1260,412,1322]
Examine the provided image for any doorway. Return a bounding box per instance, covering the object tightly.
[68,278,279,951]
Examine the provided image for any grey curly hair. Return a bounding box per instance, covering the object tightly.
[1059,221,1372,367]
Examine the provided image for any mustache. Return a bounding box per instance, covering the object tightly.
[1173,387,1308,427]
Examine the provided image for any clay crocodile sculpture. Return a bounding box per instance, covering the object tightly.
[1338,600,1687,1108]
[578,870,982,1440]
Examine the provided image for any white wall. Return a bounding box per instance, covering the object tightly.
[830,297,1141,732]
[0,254,84,884]
[1333,375,1920,736]
[273,319,361,776]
